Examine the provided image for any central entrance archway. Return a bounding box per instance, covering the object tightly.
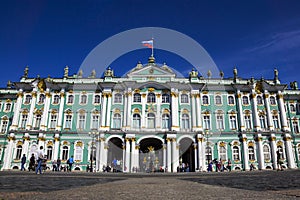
[179,137,195,172]
[139,138,163,172]
[108,137,123,172]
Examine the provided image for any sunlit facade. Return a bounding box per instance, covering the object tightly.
[0,56,300,172]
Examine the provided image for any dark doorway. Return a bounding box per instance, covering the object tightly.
[108,137,123,171]
[139,138,163,172]
[179,138,195,172]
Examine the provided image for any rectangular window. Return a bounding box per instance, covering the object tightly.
[245,115,252,130]
[91,115,99,130]
[65,115,72,129]
[1,120,8,133]
[50,114,57,129]
[216,115,224,130]
[273,116,279,129]
[21,114,28,129]
[203,115,210,130]
[78,115,86,129]
[229,116,237,130]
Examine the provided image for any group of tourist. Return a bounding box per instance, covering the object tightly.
[19,146,74,174]
[207,159,232,172]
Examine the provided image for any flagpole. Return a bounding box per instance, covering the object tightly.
[151,38,154,57]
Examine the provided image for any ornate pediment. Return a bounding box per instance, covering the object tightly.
[127,64,176,79]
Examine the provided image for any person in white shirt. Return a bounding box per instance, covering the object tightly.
[35,146,44,174]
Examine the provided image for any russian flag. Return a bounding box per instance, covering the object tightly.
[142,40,153,48]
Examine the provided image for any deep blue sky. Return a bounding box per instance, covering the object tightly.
[1,0,300,88]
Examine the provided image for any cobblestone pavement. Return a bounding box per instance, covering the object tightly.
[0,170,299,200]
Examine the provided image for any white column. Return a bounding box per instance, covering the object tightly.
[131,138,139,171]
[251,92,260,131]
[99,136,105,171]
[264,92,273,131]
[122,143,125,172]
[56,90,65,131]
[2,134,15,170]
[141,94,146,129]
[284,134,296,168]
[171,91,179,131]
[123,92,128,128]
[53,134,60,161]
[237,91,245,131]
[41,90,51,131]
[11,90,23,130]
[256,134,265,170]
[100,93,107,128]
[103,143,108,169]
[22,134,30,159]
[105,93,112,129]
[191,93,197,131]
[194,143,198,171]
[127,91,132,129]
[163,144,166,171]
[26,91,37,130]
[125,138,131,172]
[37,133,46,148]
[197,136,204,171]
[95,137,100,172]
[241,134,249,170]
[196,94,202,131]
[269,134,277,169]
[172,138,179,172]
[278,91,289,131]
[156,94,161,129]
[167,138,171,172]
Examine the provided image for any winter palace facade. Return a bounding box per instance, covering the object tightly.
[0,56,300,172]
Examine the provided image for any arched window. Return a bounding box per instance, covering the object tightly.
[147,93,156,103]
[181,114,189,129]
[132,114,141,129]
[78,112,86,130]
[219,146,226,161]
[91,114,99,130]
[272,115,280,129]
[277,145,284,159]
[229,115,237,130]
[20,113,28,129]
[181,94,189,103]
[67,95,74,104]
[248,146,255,160]
[162,114,170,129]
[62,146,69,160]
[64,113,72,129]
[202,95,209,105]
[263,145,270,161]
[232,146,240,161]
[114,93,122,103]
[162,94,170,103]
[113,113,121,129]
[53,95,60,104]
[242,96,249,105]
[292,121,299,133]
[34,114,41,130]
[24,95,32,104]
[203,115,211,130]
[215,95,222,105]
[228,96,234,105]
[133,93,141,103]
[50,113,58,129]
[75,144,83,161]
[0,118,8,133]
[94,94,100,104]
[257,96,263,105]
[5,103,11,111]
[270,96,276,105]
[147,113,155,128]
[46,146,53,160]
[205,146,212,162]
[290,104,296,112]
[15,145,22,160]
[80,94,87,104]
[38,94,45,104]
[259,114,266,129]
[216,114,224,130]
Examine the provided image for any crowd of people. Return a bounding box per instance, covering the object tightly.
[207,159,232,172]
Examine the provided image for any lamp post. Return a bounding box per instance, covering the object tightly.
[89,131,97,172]
[204,129,213,166]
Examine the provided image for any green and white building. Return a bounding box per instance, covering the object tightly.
[0,56,300,172]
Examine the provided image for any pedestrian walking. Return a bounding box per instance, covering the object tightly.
[56,157,61,171]
[35,146,44,174]
[67,156,74,172]
[28,153,35,171]
[20,154,26,171]
[227,159,232,172]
